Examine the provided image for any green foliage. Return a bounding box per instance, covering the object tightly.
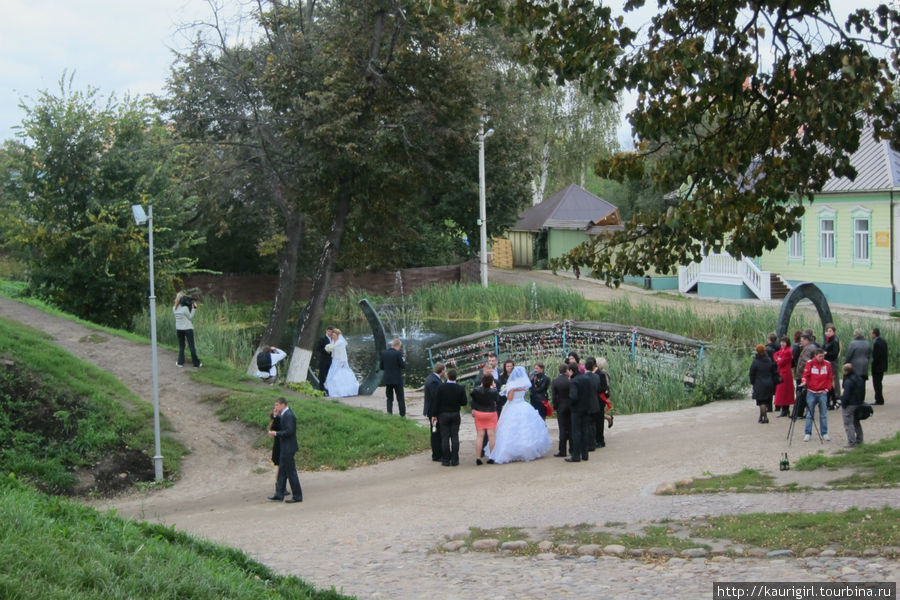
[0,78,201,328]
[0,317,186,492]
[471,1,900,282]
[411,282,602,321]
[0,475,354,599]
[669,468,776,494]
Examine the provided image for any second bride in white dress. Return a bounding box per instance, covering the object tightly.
[490,366,551,464]
[324,329,359,397]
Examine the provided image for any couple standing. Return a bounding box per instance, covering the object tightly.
[316,327,359,397]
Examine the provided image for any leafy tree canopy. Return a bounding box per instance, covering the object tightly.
[461,0,900,282]
[0,77,201,328]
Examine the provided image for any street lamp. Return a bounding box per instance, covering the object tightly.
[132,203,163,482]
[476,121,494,288]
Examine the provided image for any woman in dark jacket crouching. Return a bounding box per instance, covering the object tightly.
[749,344,778,424]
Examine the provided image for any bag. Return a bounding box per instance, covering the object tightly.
[530,397,548,418]
[256,350,272,372]
[855,404,873,420]
[542,398,553,418]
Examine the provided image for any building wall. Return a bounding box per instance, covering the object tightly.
[698,281,755,299]
[548,229,591,261]
[758,192,895,308]
[508,231,534,267]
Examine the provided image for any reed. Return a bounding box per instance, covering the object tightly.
[411,282,602,321]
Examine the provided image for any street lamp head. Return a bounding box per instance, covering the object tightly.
[131,204,148,225]
[484,128,494,139]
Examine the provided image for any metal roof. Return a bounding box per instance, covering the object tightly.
[820,124,900,193]
[510,183,619,232]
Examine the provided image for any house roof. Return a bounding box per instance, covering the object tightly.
[510,184,619,232]
[820,124,900,193]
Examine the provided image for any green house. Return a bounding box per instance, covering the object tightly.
[508,183,622,267]
[680,126,900,307]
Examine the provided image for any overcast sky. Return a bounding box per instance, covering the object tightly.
[0,0,887,145]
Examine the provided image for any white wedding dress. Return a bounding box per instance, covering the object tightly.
[490,368,551,464]
[324,335,359,397]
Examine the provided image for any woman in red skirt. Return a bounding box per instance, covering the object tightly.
[469,374,499,465]
[773,336,795,417]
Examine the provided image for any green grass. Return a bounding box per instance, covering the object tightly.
[185,361,428,471]
[693,508,900,554]
[0,317,187,493]
[666,468,780,494]
[0,475,353,599]
[793,431,900,487]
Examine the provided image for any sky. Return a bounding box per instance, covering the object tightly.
[0,0,889,145]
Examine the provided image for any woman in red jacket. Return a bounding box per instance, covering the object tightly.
[773,336,795,417]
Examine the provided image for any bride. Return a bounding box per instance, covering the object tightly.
[490,365,551,464]
[324,328,359,397]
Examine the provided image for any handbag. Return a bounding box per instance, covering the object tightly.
[541,398,553,418]
[599,391,612,411]
[855,404,873,420]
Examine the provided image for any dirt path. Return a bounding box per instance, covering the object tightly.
[2,292,898,599]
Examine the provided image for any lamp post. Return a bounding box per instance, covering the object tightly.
[131,203,163,482]
[476,121,494,288]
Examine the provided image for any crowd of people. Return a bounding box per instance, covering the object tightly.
[749,325,887,448]
[423,351,615,467]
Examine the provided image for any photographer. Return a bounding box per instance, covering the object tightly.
[173,291,202,368]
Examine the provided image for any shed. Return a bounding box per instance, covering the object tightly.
[508,184,621,267]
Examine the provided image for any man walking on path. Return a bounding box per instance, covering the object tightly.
[871,328,888,405]
[380,338,406,416]
[267,398,303,503]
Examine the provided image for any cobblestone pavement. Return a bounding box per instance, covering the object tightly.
[98,389,900,600]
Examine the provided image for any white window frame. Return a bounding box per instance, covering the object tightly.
[818,207,836,264]
[851,206,872,266]
[787,224,803,263]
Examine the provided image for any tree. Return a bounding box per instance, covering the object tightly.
[462,0,900,282]
[0,78,199,328]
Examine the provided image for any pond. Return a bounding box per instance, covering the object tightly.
[310,319,513,388]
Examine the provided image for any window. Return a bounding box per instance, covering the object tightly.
[820,218,835,262]
[853,216,871,263]
[787,229,802,261]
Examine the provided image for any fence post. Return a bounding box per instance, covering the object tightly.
[631,328,637,363]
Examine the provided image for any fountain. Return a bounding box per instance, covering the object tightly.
[377,271,424,339]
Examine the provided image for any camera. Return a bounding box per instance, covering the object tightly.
[179,295,196,308]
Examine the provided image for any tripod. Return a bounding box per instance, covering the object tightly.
[786,386,823,446]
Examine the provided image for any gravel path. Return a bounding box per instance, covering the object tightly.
[2,285,898,599]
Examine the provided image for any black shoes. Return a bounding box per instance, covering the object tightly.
[553,452,566,457]
[564,457,580,463]
[284,497,302,504]
[476,459,483,466]
[267,495,284,501]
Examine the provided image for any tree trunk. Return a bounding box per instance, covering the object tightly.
[531,140,551,205]
[286,187,351,383]
[246,208,304,375]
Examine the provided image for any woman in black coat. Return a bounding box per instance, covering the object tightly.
[749,344,778,424]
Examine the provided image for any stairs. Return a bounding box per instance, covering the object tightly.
[770,273,791,300]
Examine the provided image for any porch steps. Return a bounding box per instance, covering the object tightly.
[770,274,791,300]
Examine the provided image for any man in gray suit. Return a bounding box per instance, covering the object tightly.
[267,397,303,503]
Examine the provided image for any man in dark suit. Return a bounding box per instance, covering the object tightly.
[551,363,571,457]
[424,362,445,462]
[434,368,467,466]
[267,397,303,503]
[585,357,606,449]
[380,338,406,416]
[871,327,888,405]
[314,327,334,391]
[566,363,595,462]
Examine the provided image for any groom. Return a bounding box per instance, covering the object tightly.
[267,397,303,503]
[380,338,406,416]
[314,326,334,391]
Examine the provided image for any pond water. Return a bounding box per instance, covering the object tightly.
[307,319,510,388]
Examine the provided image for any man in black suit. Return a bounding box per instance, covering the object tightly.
[380,338,406,416]
[434,368,467,466]
[566,363,595,462]
[585,357,606,449]
[551,363,571,457]
[424,362,445,462]
[267,397,303,503]
[314,327,334,391]
[871,327,888,405]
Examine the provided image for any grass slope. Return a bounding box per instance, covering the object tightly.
[0,475,353,600]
